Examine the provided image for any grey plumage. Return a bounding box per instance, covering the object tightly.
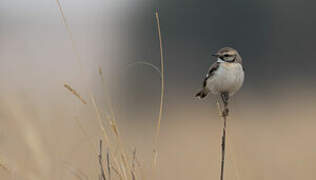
[195,47,244,99]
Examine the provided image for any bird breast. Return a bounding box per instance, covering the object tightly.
[207,62,244,96]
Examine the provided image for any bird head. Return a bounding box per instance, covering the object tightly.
[212,47,242,64]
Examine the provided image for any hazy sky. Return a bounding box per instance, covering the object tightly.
[123,0,316,88]
[1,0,316,98]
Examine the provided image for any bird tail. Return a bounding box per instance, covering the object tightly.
[195,89,209,99]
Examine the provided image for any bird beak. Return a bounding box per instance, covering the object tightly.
[212,54,219,57]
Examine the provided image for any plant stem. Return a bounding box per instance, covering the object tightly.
[154,8,165,167]
[216,97,229,180]
[99,140,106,180]
[220,114,227,180]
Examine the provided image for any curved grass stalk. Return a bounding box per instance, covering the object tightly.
[153,9,165,168]
[125,61,162,77]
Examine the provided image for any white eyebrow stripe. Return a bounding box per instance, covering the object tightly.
[217,58,225,63]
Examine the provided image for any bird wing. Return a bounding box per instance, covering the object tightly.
[203,62,220,88]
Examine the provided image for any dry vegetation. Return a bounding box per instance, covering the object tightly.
[1,2,316,180]
[56,1,166,180]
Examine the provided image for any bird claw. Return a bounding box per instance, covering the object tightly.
[222,108,229,117]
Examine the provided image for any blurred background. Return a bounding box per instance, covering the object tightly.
[1,0,316,179]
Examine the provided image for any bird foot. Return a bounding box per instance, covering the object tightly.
[222,108,229,117]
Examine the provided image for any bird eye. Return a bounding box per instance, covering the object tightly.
[224,54,230,57]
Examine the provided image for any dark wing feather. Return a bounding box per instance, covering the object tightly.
[202,62,220,88]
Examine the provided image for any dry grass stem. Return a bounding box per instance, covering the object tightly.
[111,165,123,180]
[106,150,112,180]
[153,8,165,168]
[64,84,87,104]
[99,140,107,180]
[56,0,84,73]
[216,95,242,180]
[131,149,137,180]
[220,111,227,180]
[216,97,230,180]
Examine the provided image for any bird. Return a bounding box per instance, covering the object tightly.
[195,47,245,115]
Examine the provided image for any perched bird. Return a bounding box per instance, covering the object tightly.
[195,47,245,114]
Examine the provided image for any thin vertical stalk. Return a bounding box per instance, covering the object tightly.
[154,8,165,167]
[216,98,228,180]
[99,140,106,180]
[106,150,111,180]
[220,115,227,180]
[55,0,83,73]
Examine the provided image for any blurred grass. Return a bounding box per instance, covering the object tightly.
[0,1,316,180]
[1,85,316,179]
[56,1,166,180]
